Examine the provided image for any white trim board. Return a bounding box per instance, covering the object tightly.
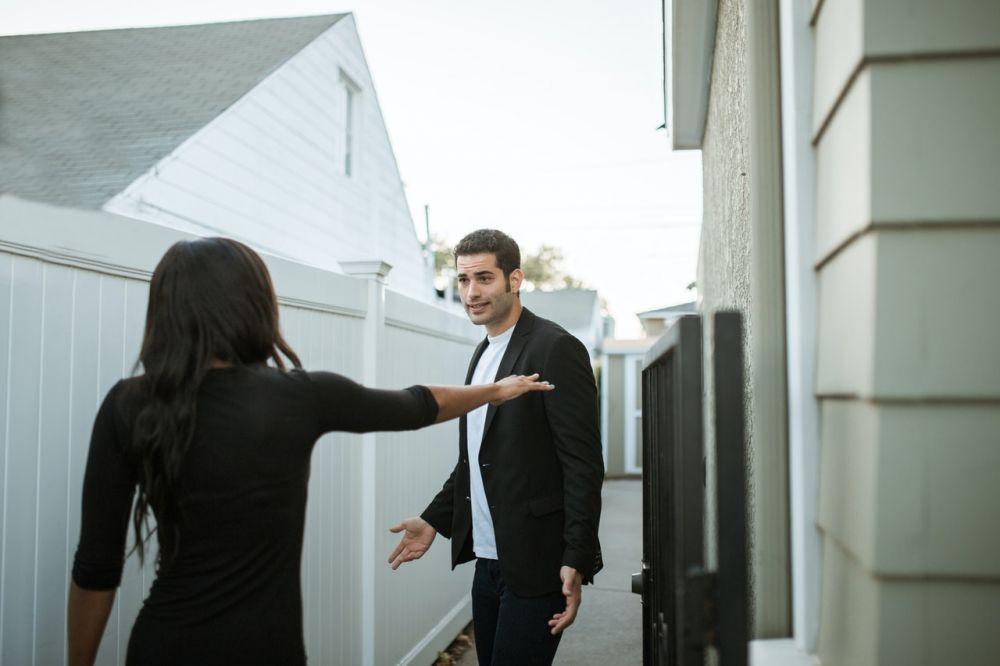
[664,0,719,149]
[397,594,472,666]
[750,639,819,666]
[0,195,370,318]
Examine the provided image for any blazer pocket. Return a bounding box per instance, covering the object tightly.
[527,494,563,517]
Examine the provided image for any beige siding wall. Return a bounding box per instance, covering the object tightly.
[812,0,1000,663]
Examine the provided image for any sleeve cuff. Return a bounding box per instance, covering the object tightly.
[563,548,603,584]
[420,508,452,539]
[71,558,124,591]
[409,385,439,426]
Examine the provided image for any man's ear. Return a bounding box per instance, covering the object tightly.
[509,268,524,294]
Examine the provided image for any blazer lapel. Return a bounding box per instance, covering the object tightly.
[481,308,536,440]
[465,337,490,385]
[461,336,490,448]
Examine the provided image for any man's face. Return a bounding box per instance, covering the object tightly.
[456,253,522,327]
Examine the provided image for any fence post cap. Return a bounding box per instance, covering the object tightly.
[340,259,393,283]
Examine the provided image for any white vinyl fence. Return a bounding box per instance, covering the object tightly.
[0,195,479,665]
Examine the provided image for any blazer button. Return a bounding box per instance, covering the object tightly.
[465,496,471,501]
[481,463,491,469]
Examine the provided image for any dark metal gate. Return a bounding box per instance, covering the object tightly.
[632,312,748,666]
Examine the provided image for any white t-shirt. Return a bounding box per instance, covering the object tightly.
[466,324,515,560]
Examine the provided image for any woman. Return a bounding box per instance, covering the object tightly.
[67,238,551,666]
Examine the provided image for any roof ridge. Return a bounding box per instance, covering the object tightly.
[0,13,348,40]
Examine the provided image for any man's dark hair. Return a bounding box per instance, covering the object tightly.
[454,229,521,279]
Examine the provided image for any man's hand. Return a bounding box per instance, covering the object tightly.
[548,566,583,635]
[388,517,437,570]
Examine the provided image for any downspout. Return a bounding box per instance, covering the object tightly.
[777,0,822,653]
[746,0,791,638]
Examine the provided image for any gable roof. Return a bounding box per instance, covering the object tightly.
[0,14,347,209]
[521,289,601,332]
[637,300,697,319]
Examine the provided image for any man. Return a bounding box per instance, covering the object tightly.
[388,229,604,665]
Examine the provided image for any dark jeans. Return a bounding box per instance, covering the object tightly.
[472,558,565,666]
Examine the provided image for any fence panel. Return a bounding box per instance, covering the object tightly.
[375,292,479,665]
[281,304,368,666]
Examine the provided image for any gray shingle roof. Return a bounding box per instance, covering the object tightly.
[0,14,347,209]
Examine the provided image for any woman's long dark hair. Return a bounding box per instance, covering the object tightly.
[131,238,301,570]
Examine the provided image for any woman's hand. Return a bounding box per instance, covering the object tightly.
[429,375,554,422]
[491,373,554,405]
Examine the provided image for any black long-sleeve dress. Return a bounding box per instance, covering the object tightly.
[72,363,438,665]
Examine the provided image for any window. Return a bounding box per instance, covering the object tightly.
[339,71,360,177]
[343,85,354,176]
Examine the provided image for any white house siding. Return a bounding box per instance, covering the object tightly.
[0,196,477,665]
[104,15,433,304]
[810,1,1000,664]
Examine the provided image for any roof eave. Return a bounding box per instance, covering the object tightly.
[663,0,718,150]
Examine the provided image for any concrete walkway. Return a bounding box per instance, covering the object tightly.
[457,479,643,665]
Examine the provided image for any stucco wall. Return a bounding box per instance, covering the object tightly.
[697,0,759,631]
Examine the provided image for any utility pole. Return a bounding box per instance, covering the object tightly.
[422,204,437,297]
[423,205,431,250]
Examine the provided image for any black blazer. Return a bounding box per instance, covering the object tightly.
[421,307,604,596]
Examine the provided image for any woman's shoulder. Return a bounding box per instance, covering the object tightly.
[109,375,145,405]
[250,365,353,397]
[283,368,356,392]
[96,376,146,438]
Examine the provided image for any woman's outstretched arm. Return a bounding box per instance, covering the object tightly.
[311,372,553,434]
[68,582,115,666]
[426,373,553,422]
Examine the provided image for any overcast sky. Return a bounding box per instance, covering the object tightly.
[2,0,702,337]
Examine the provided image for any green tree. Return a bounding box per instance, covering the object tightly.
[521,245,587,291]
[429,234,454,280]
